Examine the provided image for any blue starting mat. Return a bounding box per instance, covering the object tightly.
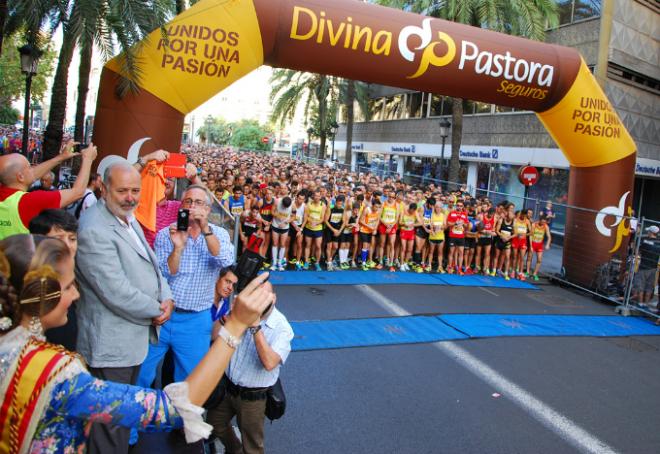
[269,270,444,286]
[439,314,660,338]
[269,270,537,289]
[291,316,468,351]
[290,314,660,351]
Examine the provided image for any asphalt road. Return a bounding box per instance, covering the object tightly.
[261,281,660,454]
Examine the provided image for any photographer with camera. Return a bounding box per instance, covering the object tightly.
[207,279,293,454]
[136,184,235,390]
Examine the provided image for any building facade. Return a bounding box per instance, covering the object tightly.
[334,0,659,224]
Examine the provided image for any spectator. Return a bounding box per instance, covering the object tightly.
[137,184,234,389]
[28,209,79,351]
[75,162,175,454]
[207,282,293,454]
[29,171,56,191]
[212,265,239,335]
[0,142,97,240]
[634,226,660,308]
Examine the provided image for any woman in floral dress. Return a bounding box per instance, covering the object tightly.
[0,234,273,453]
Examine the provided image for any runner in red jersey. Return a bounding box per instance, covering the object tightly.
[446,201,469,275]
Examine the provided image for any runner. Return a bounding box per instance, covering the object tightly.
[476,207,497,276]
[529,214,552,281]
[494,210,515,280]
[239,204,262,254]
[377,192,399,271]
[339,202,359,270]
[302,189,326,271]
[258,186,275,261]
[224,185,245,218]
[446,201,468,275]
[324,194,346,271]
[270,196,293,271]
[412,197,434,272]
[358,198,382,270]
[463,203,478,275]
[288,192,306,270]
[427,200,446,273]
[511,210,532,280]
[398,203,418,271]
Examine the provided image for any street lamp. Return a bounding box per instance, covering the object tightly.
[18,44,42,156]
[329,121,338,161]
[438,118,451,188]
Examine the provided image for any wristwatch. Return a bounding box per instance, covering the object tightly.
[136,156,146,168]
[203,230,214,237]
[218,326,242,349]
[248,325,262,335]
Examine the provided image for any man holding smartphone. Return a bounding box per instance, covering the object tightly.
[136,184,235,389]
[207,281,293,454]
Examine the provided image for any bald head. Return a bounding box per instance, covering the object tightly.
[103,162,140,188]
[103,162,141,221]
[0,154,32,188]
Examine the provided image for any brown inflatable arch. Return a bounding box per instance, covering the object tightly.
[93,0,636,286]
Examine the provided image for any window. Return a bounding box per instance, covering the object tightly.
[383,95,405,120]
[428,94,453,117]
[556,0,601,26]
[405,92,424,119]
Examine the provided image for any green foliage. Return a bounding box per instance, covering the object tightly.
[196,116,232,145]
[230,119,272,151]
[0,105,19,124]
[0,33,56,107]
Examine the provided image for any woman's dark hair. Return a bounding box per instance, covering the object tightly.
[281,196,292,208]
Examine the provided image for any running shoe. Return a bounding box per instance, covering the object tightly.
[326,262,334,271]
[341,262,350,270]
[315,263,322,271]
[302,261,310,270]
[519,273,526,281]
[295,262,303,271]
[504,275,511,281]
[532,274,539,282]
[415,265,423,274]
[509,271,515,279]
[270,264,278,271]
[436,266,445,274]
[389,266,396,272]
[278,264,285,272]
[367,260,377,269]
[464,268,474,275]
[483,268,490,276]
[490,270,497,277]
[457,269,464,276]
[376,262,384,270]
[289,259,298,265]
[447,266,455,274]
[351,260,357,268]
[400,264,407,272]
[262,262,271,271]
[475,266,481,272]
[362,263,370,271]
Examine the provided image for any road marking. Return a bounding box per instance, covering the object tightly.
[479,286,499,297]
[355,284,620,454]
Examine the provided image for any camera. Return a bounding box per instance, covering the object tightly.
[177,209,189,231]
[73,143,88,153]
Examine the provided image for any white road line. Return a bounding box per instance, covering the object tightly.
[479,286,499,297]
[354,284,620,454]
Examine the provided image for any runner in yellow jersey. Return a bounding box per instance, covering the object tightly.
[529,214,552,281]
[398,203,418,271]
[511,210,532,280]
[358,198,382,270]
[302,189,326,271]
[427,202,446,273]
[377,194,399,271]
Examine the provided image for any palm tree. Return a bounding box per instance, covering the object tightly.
[339,78,370,166]
[270,70,341,160]
[41,0,173,160]
[377,0,558,185]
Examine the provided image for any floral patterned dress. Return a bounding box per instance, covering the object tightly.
[0,327,210,453]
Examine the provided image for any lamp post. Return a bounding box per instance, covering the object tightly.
[18,44,42,156]
[306,127,314,159]
[438,118,451,189]
[205,115,213,145]
[329,121,338,161]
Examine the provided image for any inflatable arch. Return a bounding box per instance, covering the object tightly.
[93,0,636,286]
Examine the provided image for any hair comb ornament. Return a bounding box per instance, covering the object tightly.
[20,265,61,305]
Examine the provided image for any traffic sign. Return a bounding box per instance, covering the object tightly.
[261,136,270,144]
[518,166,539,186]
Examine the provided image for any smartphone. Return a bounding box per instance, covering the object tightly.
[73,143,88,153]
[177,209,190,231]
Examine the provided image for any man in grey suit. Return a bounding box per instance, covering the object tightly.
[76,161,175,454]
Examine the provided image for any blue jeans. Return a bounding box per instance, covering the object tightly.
[137,309,212,387]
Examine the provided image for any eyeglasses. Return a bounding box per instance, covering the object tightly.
[182,198,208,207]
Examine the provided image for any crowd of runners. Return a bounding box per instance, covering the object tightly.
[184,147,553,281]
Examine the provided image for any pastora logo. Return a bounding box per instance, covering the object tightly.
[595,191,632,253]
[398,19,456,79]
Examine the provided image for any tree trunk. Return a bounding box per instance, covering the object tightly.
[0,0,7,56]
[448,97,463,191]
[43,29,76,160]
[344,80,355,167]
[74,41,93,143]
[315,75,328,160]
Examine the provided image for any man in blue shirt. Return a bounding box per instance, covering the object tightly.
[137,184,235,388]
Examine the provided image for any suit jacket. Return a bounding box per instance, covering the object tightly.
[75,201,172,368]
